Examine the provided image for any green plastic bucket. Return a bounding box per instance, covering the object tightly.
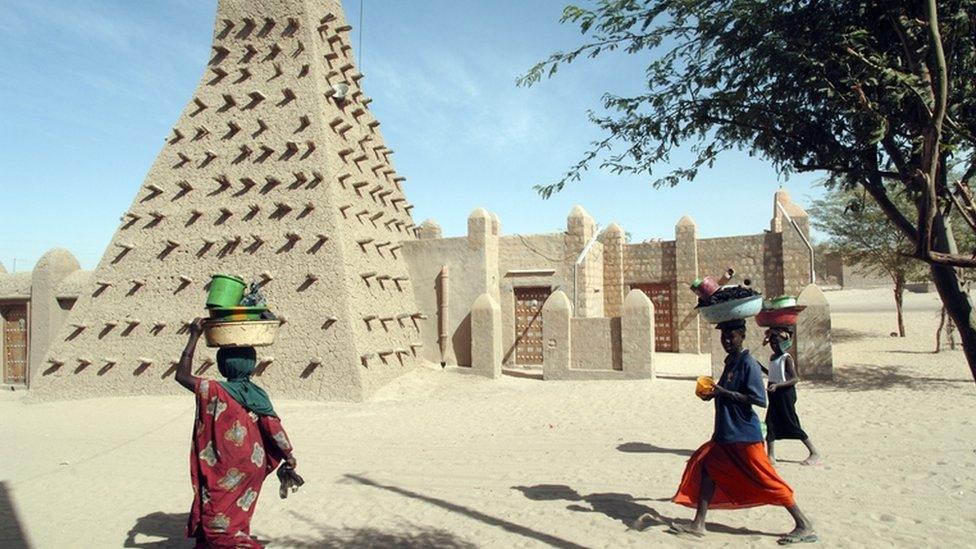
[206,274,246,308]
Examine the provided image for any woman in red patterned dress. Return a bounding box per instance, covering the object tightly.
[175,319,303,548]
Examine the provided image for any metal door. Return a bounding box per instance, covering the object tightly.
[631,283,675,352]
[513,287,551,366]
[2,304,28,385]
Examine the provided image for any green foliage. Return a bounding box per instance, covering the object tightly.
[810,187,927,284]
[519,0,976,227]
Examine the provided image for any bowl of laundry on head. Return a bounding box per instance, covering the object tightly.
[202,274,281,348]
[692,267,763,325]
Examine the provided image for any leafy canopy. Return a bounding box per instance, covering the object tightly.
[519,1,976,266]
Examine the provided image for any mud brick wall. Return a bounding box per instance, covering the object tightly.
[33,0,421,402]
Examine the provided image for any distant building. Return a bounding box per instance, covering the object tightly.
[403,189,814,372]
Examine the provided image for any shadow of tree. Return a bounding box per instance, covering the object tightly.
[810,364,972,392]
[342,474,586,549]
[616,442,693,457]
[270,513,477,548]
[124,510,479,549]
[831,328,874,343]
[123,511,186,548]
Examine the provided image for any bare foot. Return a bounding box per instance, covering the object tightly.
[667,521,705,538]
[778,526,817,544]
[800,455,822,466]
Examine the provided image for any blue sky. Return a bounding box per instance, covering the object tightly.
[0,0,824,272]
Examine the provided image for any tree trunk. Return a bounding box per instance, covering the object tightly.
[948,314,957,350]
[894,277,906,337]
[935,306,946,353]
[930,214,976,383]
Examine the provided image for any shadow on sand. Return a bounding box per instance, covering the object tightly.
[654,374,700,381]
[123,512,187,548]
[0,482,30,549]
[830,327,875,344]
[122,511,187,549]
[272,512,477,548]
[124,510,479,548]
[616,442,694,457]
[809,364,972,392]
[512,484,659,526]
[512,484,778,537]
[342,474,587,549]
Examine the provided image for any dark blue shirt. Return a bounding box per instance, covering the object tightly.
[712,349,767,443]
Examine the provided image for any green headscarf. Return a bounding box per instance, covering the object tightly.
[216,347,276,417]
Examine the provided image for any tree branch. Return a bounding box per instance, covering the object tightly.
[917,0,949,264]
[861,151,919,241]
[880,134,915,185]
[796,164,899,179]
[883,4,920,74]
[922,250,976,268]
[953,160,976,234]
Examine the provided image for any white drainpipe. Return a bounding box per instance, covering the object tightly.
[776,202,816,285]
[573,225,602,314]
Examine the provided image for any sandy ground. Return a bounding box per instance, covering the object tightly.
[1,288,974,548]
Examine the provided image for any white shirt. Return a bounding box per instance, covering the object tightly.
[768,354,788,384]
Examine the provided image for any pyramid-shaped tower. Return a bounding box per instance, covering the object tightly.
[34,0,423,401]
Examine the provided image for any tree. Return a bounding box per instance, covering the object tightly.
[810,189,927,337]
[519,1,976,382]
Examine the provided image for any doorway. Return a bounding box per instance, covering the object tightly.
[513,286,551,366]
[631,283,676,352]
[2,304,29,385]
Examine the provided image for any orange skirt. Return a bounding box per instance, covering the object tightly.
[672,441,795,509]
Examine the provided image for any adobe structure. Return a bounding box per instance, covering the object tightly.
[0,0,832,399]
[401,189,823,378]
[15,0,425,401]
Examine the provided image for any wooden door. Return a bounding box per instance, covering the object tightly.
[2,304,28,385]
[632,283,675,352]
[513,287,551,366]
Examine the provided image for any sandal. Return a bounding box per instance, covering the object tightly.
[666,522,704,538]
[778,533,818,544]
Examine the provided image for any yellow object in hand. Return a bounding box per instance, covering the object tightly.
[695,376,716,400]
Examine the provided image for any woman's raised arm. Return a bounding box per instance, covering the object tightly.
[175,318,206,392]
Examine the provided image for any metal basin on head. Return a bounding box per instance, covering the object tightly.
[698,295,763,324]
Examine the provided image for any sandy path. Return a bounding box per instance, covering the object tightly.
[1,294,974,548]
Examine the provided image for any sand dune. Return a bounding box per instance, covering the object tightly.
[2,289,974,547]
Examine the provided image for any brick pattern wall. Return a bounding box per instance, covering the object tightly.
[581,242,605,318]
[602,229,625,317]
[623,241,676,283]
[698,235,768,295]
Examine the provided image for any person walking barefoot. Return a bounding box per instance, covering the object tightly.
[670,319,817,545]
[764,328,822,466]
[175,318,304,548]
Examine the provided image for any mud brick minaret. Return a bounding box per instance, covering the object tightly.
[34,0,422,401]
